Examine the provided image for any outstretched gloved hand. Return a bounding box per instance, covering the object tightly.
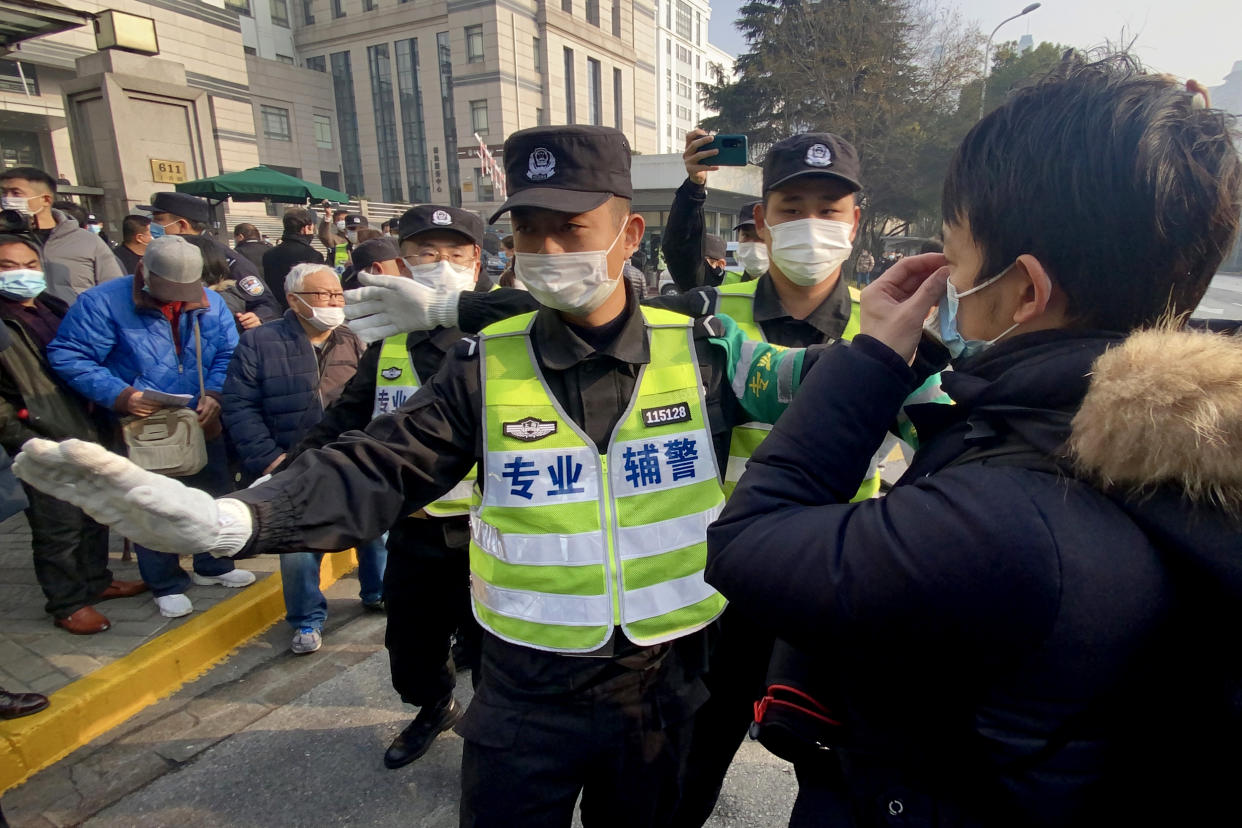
[343,271,462,343]
[13,439,253,557]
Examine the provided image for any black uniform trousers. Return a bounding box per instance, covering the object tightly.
[383,513,480,707]
[458,634,709,828]
[23,483,111,619]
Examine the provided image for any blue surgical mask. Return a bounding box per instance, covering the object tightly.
[0,268,46,300]
[87,223,103,235]
[148,220,176,239]
[926,265,1020,360]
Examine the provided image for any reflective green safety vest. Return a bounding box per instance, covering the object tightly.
[473,307,727,653]
[374,334,475,517]
[712,279,879,502]
[332,243,349,273]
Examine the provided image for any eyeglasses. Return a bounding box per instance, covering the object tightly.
[293,290,345,304]
[405,249,475,267]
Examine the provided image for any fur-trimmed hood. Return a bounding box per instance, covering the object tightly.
[1070,327,1242,510]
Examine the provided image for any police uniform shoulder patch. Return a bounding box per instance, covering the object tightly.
[432,209,453,226]
[503,417,558,442]
[526,148,557,181]
[695,314,726,339]
[454,336,481,359]
[805,144,833,167]
[380,366,403,380]
[238,274,265,296]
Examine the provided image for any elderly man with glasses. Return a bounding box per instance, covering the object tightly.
[221,262,369,653]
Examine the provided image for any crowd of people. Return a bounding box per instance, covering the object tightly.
[2,53,1241,828]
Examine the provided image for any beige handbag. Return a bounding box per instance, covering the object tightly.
[121,319,209,477]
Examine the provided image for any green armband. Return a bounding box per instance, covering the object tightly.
[710,313,805,424]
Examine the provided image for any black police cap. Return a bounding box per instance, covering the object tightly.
[351,238,402,272]
[762,133,862,195]
[490,125,633,223]
[136,192,212,224]
[398,205,484,246]
[732,200,761,231]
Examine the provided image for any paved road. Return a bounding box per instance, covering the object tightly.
[1193,273,1242,321]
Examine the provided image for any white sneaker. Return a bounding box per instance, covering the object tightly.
[190,569,256,588]
[155,593,193,618]
[291,627,322,655]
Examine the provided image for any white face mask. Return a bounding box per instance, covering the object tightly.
[514,221,629,316]
[346,230,358,244]
[402,259,477,293]
[335,220,347,232]
[766,218,854,287]
[1,195,42,217]
[296,296,345,331]
[735,241,769,276]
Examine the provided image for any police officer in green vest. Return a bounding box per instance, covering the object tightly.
[289,213,489,771]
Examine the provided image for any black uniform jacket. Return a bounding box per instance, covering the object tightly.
[661,179,727,291]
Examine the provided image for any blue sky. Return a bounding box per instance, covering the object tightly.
[707,0,1241,87]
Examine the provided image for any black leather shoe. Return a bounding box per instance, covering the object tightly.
[0,689,49,719]
[383,698,462,769]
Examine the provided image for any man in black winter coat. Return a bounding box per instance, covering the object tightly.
[262,208,324,310]
[705,56,1242,827]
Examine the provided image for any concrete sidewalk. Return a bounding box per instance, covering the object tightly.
[0,513,277,699]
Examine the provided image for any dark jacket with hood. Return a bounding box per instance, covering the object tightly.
[705,327,1242,827]
[221,310,364,478]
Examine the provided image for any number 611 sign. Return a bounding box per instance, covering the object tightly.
[150,159,188,184]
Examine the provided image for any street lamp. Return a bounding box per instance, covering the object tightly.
[978,3,1041,120]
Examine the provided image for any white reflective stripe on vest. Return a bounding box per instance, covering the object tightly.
[608,429,716,497]
[622,570,719,625]
[481,446,600,508]
[471,514,605,566]
[617,503,723,561]
[731,339,763,400]
[471,577,612,627]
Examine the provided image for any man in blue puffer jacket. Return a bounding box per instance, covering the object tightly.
[222,261,373,654]
[47,236,254,619]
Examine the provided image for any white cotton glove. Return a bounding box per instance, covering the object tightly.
[13,438,253,557]
[343,271,462,344]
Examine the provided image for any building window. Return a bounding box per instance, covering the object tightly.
[368,43,404,203]
[586,0,599,26]
[613,67,622,128]
[436,32,462,207]
[666,39,671,55]
[676,73,690,99]
[466,25,484,63]
[332,0,345,18]
[536,108,545,125]
[270,0,290,26]
[666,0,671,28]
[470,99,488,134]
[676,44,691,64]
[243,46,257,56]
[321,171,341,190]
[675,1,691,39]
[611,0,621,36]
[561,0,572,13]
[314,114,333,149]
[0,60,38,96]
[276,54,295,65]
[563,47,575,123]
[676,104,692,121]
[363,0,376,9]
[586,58,602,126]
[302,0,315,24]
[330,51,364,196]
[261,105,292,141]
[395,38,431,203]
[224,0,251,16]
[306,55,326,72]
[532,37,541,72]
[695,11,701,45]
[666,69,671,93]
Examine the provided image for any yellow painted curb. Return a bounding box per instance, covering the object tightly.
[0,549,359,794]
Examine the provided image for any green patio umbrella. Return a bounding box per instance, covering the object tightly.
[175,165,350,204]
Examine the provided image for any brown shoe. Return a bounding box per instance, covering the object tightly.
[0,689,49,719]
[54,606,111,635]
[97,579,148,602]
